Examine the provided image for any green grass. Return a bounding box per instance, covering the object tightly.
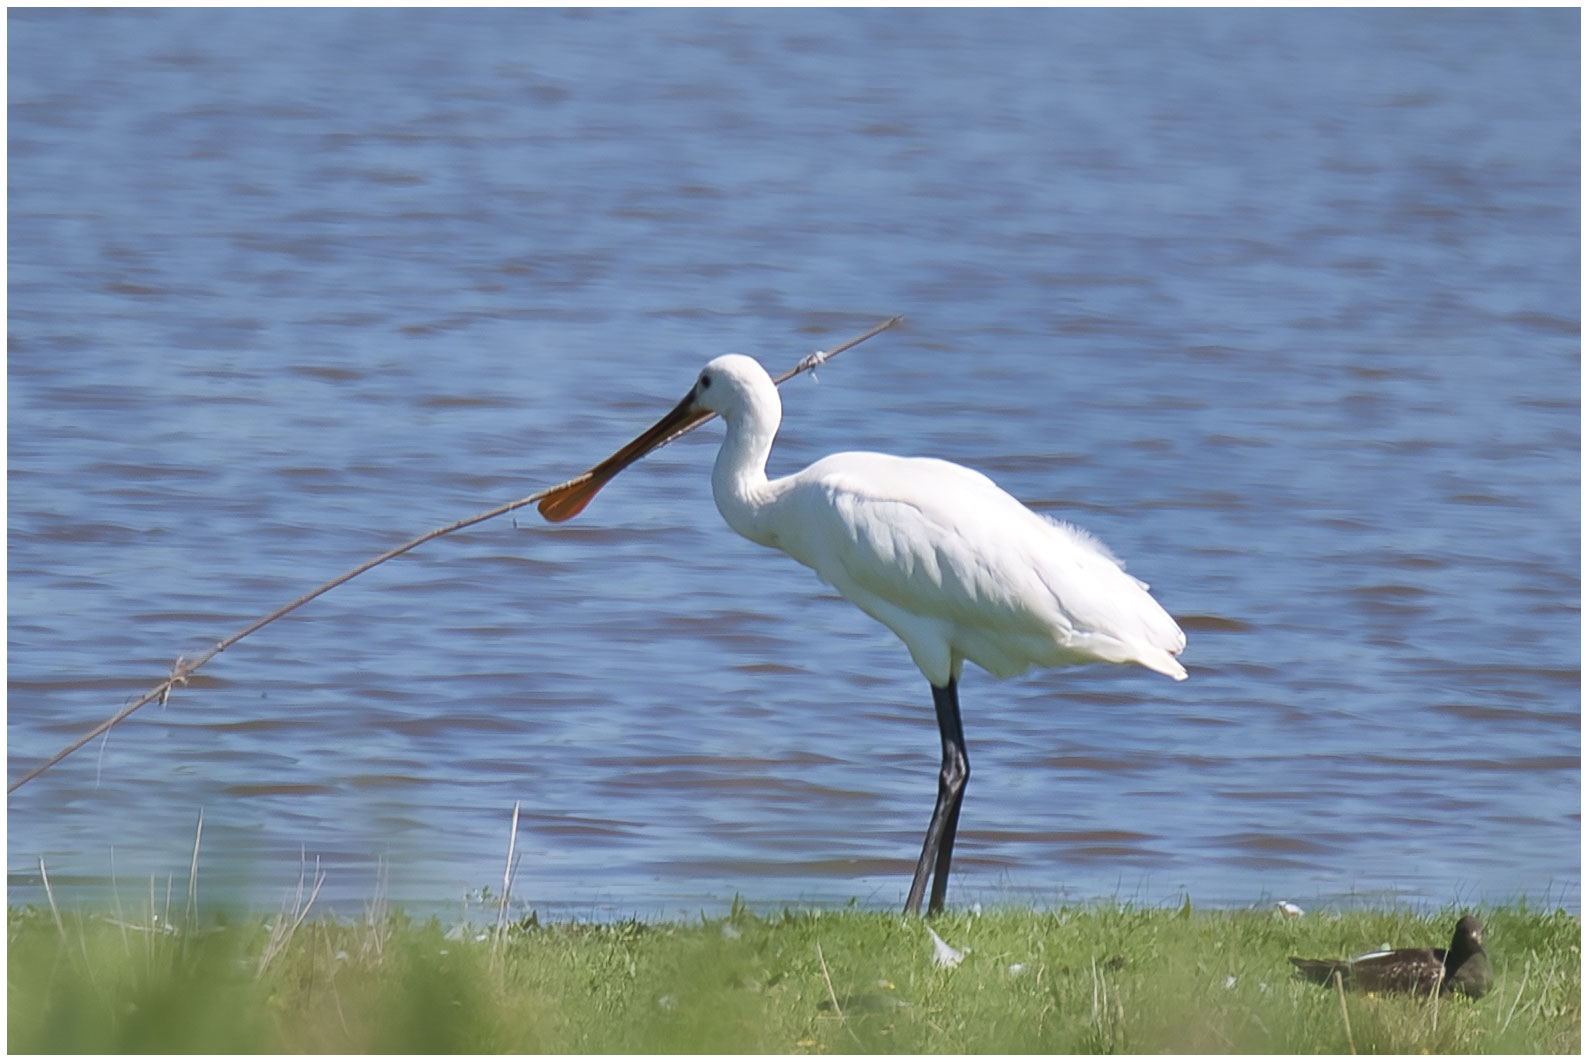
[8,899,1579,1053]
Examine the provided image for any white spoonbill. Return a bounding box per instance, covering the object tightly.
[539,354,1186,916]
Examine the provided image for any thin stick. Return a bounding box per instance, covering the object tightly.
[1333,969,1356,1055]
[8,317,903,794]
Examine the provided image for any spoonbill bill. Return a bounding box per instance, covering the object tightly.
[539,353,1186,916]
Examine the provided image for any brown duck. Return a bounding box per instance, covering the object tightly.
[1289,915,1491,998]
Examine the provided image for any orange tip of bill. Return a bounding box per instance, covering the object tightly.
[538,479,601,523]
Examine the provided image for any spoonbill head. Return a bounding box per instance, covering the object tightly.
[540,353,1186,915]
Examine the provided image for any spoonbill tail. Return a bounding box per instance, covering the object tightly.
[539,354,1186,916]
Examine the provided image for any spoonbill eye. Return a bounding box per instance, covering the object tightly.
[699,372,713,390]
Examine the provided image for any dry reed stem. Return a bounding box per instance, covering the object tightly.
[108,848,131,958]
[258,851,325,977]
[8,317,901,796]
[1499,952,1531,1036]
[815,942,864,1049]
[815,942,844,1018]
[494,801,521,956]
[1333,969,1356,1054]
[319,919,354,1038]
[185,807,203,931]
[39,857,66,942]
[1089,954,1102,1025]
[362,857,391,964]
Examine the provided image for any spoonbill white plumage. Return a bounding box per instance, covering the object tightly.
[539,353,1186,916]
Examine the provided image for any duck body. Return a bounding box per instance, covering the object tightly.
[1290,915,1492,998]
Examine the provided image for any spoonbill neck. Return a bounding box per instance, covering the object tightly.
[709,379,782,545]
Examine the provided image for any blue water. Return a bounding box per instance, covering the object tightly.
[8,8,1579,921]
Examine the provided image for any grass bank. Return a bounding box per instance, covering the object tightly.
[8,900,1579,1052]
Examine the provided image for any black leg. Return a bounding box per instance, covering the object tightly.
[903,677,970,917]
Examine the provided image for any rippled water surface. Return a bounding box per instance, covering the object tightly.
[9,9,1579,919]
